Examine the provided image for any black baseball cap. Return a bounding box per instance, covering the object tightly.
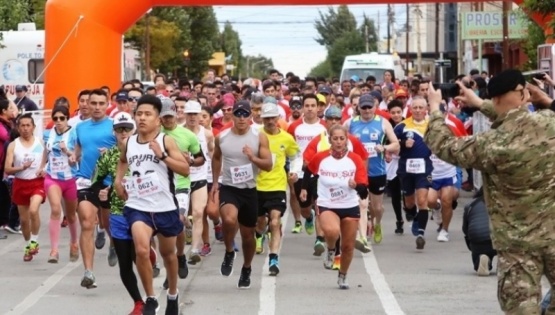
[233,100,251,114]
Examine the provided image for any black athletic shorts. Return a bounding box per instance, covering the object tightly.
[257,191,287,217]
[219,185,258,228]
[191,180,208,194]
[77,181,105,208]
[368,175,387,195]
[319,206,360,220]
[293,176,317,208]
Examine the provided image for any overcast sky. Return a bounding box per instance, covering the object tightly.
[214,5,408,78]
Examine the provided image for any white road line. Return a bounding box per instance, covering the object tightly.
[258,210,290,315]
[9,261,81,315]
[363,250,406,315]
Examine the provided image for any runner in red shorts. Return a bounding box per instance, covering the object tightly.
[4,114,46,261]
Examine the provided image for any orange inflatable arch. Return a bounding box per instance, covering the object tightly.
[44,0,552,110]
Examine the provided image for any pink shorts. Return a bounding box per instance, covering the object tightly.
[44,174,77,201]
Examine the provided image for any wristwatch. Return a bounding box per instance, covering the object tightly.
[159,152,168,161]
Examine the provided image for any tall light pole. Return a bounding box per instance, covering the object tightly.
[144,8,153,81]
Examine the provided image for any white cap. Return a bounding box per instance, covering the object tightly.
[184,101,202,114]
[113,112,135,129]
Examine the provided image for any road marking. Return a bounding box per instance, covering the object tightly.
[363,249,406,315]
[10,261,81,315]
[258,210,289,315]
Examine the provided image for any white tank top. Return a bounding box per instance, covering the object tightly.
[124,133,178,212]
[13,137,44,180]
[189,126,208,182]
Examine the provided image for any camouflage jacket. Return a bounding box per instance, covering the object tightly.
[93,146,127,216]
[424,100,555,251]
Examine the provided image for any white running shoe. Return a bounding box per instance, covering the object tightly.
[437,229,449,242]
[477,255,490,276]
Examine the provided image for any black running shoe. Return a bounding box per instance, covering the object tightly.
[165,295,178,315]
[177,254,188,279]
[220,251,236,276]
[237,266,252,289]
[394,221,404,235]
[143,297,159,315]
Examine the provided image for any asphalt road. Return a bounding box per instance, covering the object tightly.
[0,191,512,315]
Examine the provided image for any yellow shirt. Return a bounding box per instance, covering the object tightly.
[256,128,300,192]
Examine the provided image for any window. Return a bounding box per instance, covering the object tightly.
[28,59,45,84]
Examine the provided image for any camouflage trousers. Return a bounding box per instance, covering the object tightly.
[497,246,555,315]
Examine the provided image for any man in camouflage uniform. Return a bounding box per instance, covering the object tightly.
[423,69,555,315]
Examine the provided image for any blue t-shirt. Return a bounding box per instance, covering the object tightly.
[44,127,78,180]
[393,117,432,176]
[350,115,386,177]
[75,118,116,180]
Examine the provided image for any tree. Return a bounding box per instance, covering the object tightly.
[125,16,181,73]
[241,54,274,79]
[523,0,555,37]
[309,60,333,78]
[220,21,243,77]
[183,7,221,79]
[29,0,46,29]
[522,18,546,70]
[0,0,32,31]
[328,30,366,75]
[359,14,379,52]
[314,5,358,48]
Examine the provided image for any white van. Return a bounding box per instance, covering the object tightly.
[340,52,404,83]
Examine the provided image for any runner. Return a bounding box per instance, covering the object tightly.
[348,94,399,245]
[160,98,202,278]
[43,106,79,263]
[210,100,272,288]
[393,96,433,250]
[184,100,215,257]
[286,94,326,248]
[301,124,368,289]
[255,102,300,275]
[68,90,91,127]
[70,89,116,288]
[4,113,46,261]
[115,95,189,315]
[93,112,144,314]
[385,100,405,234]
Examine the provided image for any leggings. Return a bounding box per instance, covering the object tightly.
[388,177,403,222]
[113,238,142,303]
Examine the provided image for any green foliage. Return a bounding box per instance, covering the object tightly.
[220,21,243,76]
[523,0,555,37]
[30,0,45,29]
[0,0,32,31]
[183,7,221,79]
[522,18,546,70]
[241,54,274,79]
[309,60,333,78]
[314,6,378,78]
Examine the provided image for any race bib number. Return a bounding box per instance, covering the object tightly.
[49,155,68,173]
[76,178,92,190]
[406,158,425,174]
[329,187,347,201]
[122,176,136,196]
[176,193,190,211]
[23,153,40,168]
[364,143,378,158]
[231,164,254,184]
[134,173,161,197]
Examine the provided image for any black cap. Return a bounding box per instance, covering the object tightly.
[487,69,526,98]
[290,96,302,107]
[233,100,251,114]
[318,86,332,95]
[15,85,27,92]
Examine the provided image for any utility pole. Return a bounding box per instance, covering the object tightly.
[502,0,511,70]
[435,3,440,59]
[377,11,380,52]
[414,4,422,74]
[144,12,151,81]
[387,4,391,54]
[365,25,369,53]
[406,4,410,75]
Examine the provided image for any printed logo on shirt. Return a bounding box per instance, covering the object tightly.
[319,169,355,180]
[370,133,378,140]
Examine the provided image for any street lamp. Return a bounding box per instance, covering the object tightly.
[144,8,153,81]
[183,50,190,77]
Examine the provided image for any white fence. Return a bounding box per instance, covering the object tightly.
[471,111,492,190]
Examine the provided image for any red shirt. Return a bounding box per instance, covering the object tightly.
[304,133,369,163]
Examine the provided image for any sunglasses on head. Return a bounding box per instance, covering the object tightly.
[234,110,250,118]
[52,116,67,122]
[114,127,133,134]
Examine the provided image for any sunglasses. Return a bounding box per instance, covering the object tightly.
[290,105,302,110]
[52,116,67,122]
[128,96,140,102]
[360,106,374,110]
[234,110,250,118]
[114,127,133,134]
[325,117,341,121]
